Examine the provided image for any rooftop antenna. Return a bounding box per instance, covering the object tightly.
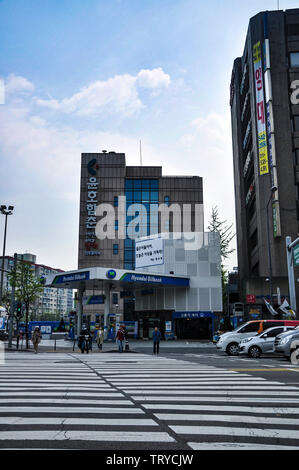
[277,0,280,9]
[139,140,142,166]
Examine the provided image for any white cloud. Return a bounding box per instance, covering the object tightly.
[136,67,171,89]
[36,68,171,116]
[5,74,35,95]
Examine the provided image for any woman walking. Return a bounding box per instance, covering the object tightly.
[96,327,104,351]
[31,327,42,354]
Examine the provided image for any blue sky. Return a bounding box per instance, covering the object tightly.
[1,0,299,272]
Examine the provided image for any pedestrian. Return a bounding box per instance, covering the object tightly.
[116,327,125,353]
[31,327,42,354]
[96,327,104,351]
[152,326,161,355]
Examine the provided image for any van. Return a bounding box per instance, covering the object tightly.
[216,319,299,356]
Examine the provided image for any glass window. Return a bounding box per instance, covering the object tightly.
[262,327,283,338]
[142,191,150,202]
[113,244,119,255]
[115,220,118,231]
[142,179,150,189]
[125,179,133,189]
[133,180,142,190]
[294,116,299,131]
[112,293,118,304]
[164,196,170,206]
[238,322,260,333]
[114,196,118,207]
[133,191,142,201]
[150,191,159,202]
[126,191,133,202]
[150,180,159,190]
[290,52,299,67]
[262,321,284,330]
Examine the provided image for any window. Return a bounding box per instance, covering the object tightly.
[262,327,283,338]
[115,220,118,231]
[294,116,299,131]
[114,196,118,207]
[239,322,260,333]
[290,52,299,68]
[112,293,118,305]
[164,196,170,206]
[113,244,119,255]
[262,321,283,330]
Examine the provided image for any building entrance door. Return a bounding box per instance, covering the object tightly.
[175,318,212,340]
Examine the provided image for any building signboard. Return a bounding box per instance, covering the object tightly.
[293,245,299,268]
[253,41,269,176]
[135,237,164,269]
[85,160,100,256]
[120,272,189,287]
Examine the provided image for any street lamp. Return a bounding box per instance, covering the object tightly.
[266,186,277,307]
[0,205,14,304]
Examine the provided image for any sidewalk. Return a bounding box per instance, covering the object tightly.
[3,338,215,353]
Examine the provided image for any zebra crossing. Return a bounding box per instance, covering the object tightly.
[0,351,299,450]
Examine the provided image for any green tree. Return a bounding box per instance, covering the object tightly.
[8,261,43,348]
[208,206,236,313]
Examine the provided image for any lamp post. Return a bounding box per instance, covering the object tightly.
[0,205,14,304]
[265,187,277,306]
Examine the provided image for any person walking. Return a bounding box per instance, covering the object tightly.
[116,327,125,353]
[152,326,161,355]
[31,327,42,354]
[96,327,104,351]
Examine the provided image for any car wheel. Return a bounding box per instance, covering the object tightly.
[226,343,239,356]
[290,349,299,365]
[248,345,262,358]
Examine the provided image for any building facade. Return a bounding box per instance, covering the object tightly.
[230,8,299,315]
[78,151,204,324]
[1,254,74,318]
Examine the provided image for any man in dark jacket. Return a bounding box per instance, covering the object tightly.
[152,326,161,355]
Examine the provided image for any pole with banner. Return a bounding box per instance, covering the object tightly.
[286,236,299,315]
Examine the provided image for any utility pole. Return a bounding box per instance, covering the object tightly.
[8,253,17,348]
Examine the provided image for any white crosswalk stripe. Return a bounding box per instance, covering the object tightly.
[1,351,299,449]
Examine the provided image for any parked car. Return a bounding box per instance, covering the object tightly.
[238,326,295,358]
[274,327,299,359]
[216,319,299,356]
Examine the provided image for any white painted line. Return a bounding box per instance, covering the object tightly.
[188,442,299,450]
[136,396,299,403]
[108,378,269,383]
[0,431,175,442]
[143,404,299,414]
[0,417,157,426]
[0,383,107,388]
[170,425,299,440]
[154,413,299,426]
[0,392,123,398]
[127,390,299,396]
[0,406,144,413]
[121,385,293,390]
[0,399,133,405]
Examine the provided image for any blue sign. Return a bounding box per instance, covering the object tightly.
[53,271,90,284]
[173,311,214,319]
[120,273,189,287]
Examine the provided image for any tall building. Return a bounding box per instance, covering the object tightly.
[0,254,74,317]
[230,8,299,316]
[78,152,204,323]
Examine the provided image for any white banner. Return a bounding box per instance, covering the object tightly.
[135,237,164,269]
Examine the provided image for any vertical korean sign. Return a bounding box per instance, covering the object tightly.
[253,41,269,175]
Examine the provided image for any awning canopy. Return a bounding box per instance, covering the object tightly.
[44,266,190,291]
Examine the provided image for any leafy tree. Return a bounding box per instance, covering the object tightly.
[8,261,43,348]
[208,206,236,313]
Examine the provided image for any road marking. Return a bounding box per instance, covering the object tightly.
[170,425,299,440]
[0,406,144,414]
[143,403,299,414]
[135,396,299,403]
[188,442,299,450]
[154,413,299,425]
[0,417,158,426]
[0,431,175,442]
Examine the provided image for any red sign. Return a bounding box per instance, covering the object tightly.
[246,295,256,304]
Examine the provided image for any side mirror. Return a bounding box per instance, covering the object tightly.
[263,334,268,339]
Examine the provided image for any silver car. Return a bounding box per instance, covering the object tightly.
[238,326,295,358]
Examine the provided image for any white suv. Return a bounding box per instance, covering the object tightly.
[216,321,263,356]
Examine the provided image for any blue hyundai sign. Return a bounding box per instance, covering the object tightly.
[53,271,90,284]
[120,273,189,287]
